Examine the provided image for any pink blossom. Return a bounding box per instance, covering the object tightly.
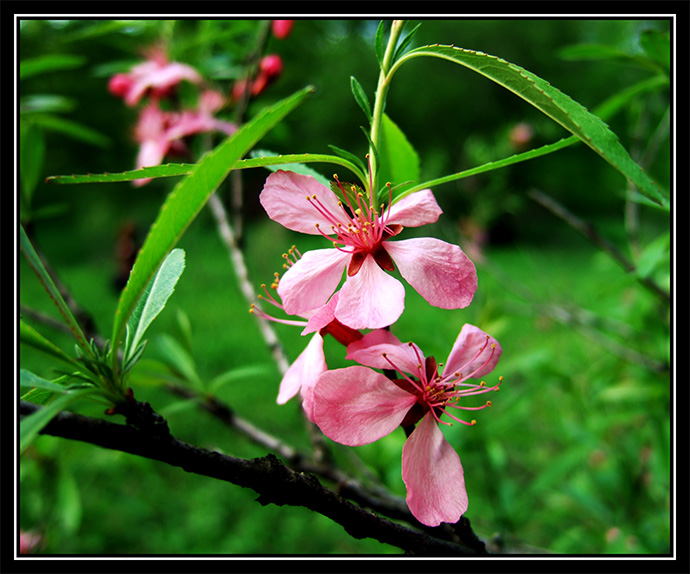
[312,324,502,526]
[132,93,236,186]
[250,250,362,418]
[260,171,477,330]
[108,48,202,107]
[230,55,284,102]
[272,20,295,39]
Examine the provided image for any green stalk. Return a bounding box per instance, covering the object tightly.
[369,20,406,199]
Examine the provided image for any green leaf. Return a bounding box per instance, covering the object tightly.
[377,114,420,198]
[110,86,314,363]
[636,231,670,280]
[375,21,386,68]
[20,54,85,80]
[235,152,368,189]
[20,389,94,453]
[393,22,422,62]
[46,163,196,185]
[20,370,93,394]
[208,364,275,393]
[125,248,186,364]
[250,149,330,187]
[21,94,76,115]
[396,45,668,208]
[28,114,111,148]
[350,76,372,123]
[152,334,202,388]
[20,225,93,356]
[19,320,76,366]
[327,145,367,175]
[20,121,45,205]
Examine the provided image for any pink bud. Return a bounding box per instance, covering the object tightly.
[272,20,294,39]
[108,74,134,97]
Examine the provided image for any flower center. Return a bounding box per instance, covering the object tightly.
[383,339,502,428]
[308,176,403,276]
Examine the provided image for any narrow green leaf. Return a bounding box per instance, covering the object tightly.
[375,21,386,67]
[20,370,93,393]
[636,231,670,280]
[396,45,668,208]
[28,114,110,148]
[393,22,422,62]
[350,76,373,123]
[125,248,186,363]
[20,54,85,80]
[21,94,76,115]
[153,334,202,388]
[20,225,93,356]
[327,145,368,175]
[46,163,196,184]
[234,152,368,189]
[208,364,275,393]
[111,86,314,362]
[20,390,94,453]
[377,114,420,197]
[19,320,76,366]
[251,149,330,186]
[20,121,45,204]
[360,126,380,173]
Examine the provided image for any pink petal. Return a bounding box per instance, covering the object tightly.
[443,324,502,380]
[302,292,339,335]
[277,248,348,316]
[277,333,327,407]
[387,189,443,228]
[260,171,350,235]
[334,255,405,330]
[313,366,417,446]
[384,237,477,309]
[346,329,424,375]
[402,412,468,527]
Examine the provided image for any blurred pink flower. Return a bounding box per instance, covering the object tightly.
[20,530,43,554]
[231,54,284,102]
[312,324,502,526]
[132,91,236,186]
[108,47,202,107]
[272,20,295,39]
[260,171,477,329]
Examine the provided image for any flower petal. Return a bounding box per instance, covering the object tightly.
[277,248,348,316]
[277,333,327,407]
[402,412,468,527]
[260,171,350,235]
[334,255,405,329]
[384,237,477,309]
[313,366,417,446]
[301,292,339,335]
[346,329,424,375]
[443,324,502,380]
[387,189,443,228]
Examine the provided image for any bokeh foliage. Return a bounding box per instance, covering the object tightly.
[18,18,671,555]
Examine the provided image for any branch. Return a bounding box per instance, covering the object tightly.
[19,400,485,556]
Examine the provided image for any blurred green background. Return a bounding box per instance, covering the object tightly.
[18,19,671,555]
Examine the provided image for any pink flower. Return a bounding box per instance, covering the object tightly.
[312,324,502,526]
[272,20,295,39]
[132,93,236,186]
[108,47,202,107]
[231,54,284,102]
[260,171,477,330]
[250,250,362,418]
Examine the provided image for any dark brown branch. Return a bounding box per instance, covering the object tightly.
[19,400,486,556]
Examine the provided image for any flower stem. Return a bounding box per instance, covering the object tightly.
[369,19,406,199]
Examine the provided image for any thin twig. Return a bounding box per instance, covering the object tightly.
[529,189,670,304]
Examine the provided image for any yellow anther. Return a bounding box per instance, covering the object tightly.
[471,419,477,425]
[480,381,486,387]
[491,343,496,349]
[312,194,318,199]
[486,401,492,407]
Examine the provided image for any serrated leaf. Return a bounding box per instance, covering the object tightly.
[125,248,186,364]
[377,114,420,197]
[251,149,330,186]
[350,76,372,123]
[234,152,367,189]
[400,45,668,208]
[46,163,196,185]
[110,86,314,364]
